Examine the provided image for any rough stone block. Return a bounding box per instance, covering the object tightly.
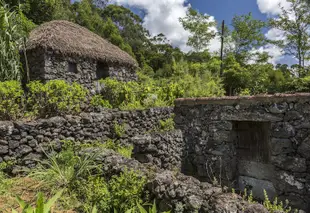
[271,156,307,173]
[238,161,274,180]
[238,176,276,200]
[271,138,293,155]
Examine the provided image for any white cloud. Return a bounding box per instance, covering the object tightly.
[256,0,290,16]
[112,0,219,53]
[257,44,285,64]
[256,0,294,64]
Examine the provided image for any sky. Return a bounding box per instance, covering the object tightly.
[112,0,295,65]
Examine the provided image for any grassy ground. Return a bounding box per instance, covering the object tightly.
[0,175,74,213]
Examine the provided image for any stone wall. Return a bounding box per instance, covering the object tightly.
[0,107,173,169]
[24,50,137,91]
[130,130,184,170]
[174,94,310,211]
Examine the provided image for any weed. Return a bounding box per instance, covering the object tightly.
[114,121,126,137]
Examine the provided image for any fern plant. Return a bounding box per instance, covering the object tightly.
[11,190,63,213]
[263,190,295,213]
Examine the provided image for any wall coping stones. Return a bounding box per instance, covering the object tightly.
[175,93,310,106]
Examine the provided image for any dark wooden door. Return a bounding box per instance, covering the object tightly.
[233,121,270,163]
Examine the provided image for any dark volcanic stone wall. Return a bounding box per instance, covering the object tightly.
[174,94,310,211]
[130,130,184,170]
[0,107,174,169]
[24,51,137,91]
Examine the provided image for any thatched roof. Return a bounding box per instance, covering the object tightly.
[25,20,137,67]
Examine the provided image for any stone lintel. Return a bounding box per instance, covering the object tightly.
[175,93,310,106]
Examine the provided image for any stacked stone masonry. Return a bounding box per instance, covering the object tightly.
[25,50,137,91]
[0,107,177,170]
[174,94,310,211]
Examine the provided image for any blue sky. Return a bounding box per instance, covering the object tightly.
[189,0,267,28]
[113,0,293,65]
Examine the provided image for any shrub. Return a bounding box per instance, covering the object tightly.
[98,72,224,110]
[123,200,171,213]
[103,139,133,158]
[26,80,88,117]
[90,94,112,109]
[109,169,146,212]
[0,80,24,119]
[158,117,175,132]
[29,144,99,190]
[75,176,111,213]
[114,121,126,138]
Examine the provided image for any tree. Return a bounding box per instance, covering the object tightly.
[180,8,216,52]
[231,13,266,64]
[269,0,310,73]
[72,0,134,56]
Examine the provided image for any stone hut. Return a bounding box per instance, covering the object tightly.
[174,94,310,211]
[22,20,138,90]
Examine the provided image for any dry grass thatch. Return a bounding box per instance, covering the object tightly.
[25,20,137,67]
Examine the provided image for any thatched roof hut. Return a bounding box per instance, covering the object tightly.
[25,20,137,68]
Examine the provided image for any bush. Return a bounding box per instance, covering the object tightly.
[75,176,111,213]
[0,80,24,119]
[114,121,126,137]
[103,139,133,158]
[90,94,112,109]
[158,117,175,132]
[26,80,88,117]
[109,169,146,212]
[99,72,224,110]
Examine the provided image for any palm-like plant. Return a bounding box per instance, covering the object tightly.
[12,190,63,213]
[0,1,23,81]
[29,148,100,190]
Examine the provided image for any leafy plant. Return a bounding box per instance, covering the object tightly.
[26,80,88,117]
[0,80,24,119]
[103,139,133,158]
[12,190,63,213]
[90,94,112,109]
[75,176,111,213]
[117,201,171,213]
[158,117,175,132]
[29,145,99,190]
[263,190,295,213]
[113,122,126,138]
[109,169,146,212]
[0,2,23,81]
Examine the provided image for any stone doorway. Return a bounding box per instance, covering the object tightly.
[232,121,276,200]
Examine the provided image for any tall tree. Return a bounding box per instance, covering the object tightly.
[101,5,150,64]
[231,13,266,64]
[179,8,216,52]
[269,0,310,72]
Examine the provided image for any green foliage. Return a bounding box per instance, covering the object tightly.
[103,139,133,158]
[75,176,111,213]
[124,200,171,213]
[29,143,99,190]
[269,0,310,71]
[90,94,112,109]
[26,80,88,117]
[263,190,294,213]
[0,1,24,81]
[231,13,266,64]
[158,117,175,132]
[113,122,126,138]
[109,169,146,212]
[179,8,216,51]
[99,71,224,110]
[0,80,24,119]
[12,190,63,213]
